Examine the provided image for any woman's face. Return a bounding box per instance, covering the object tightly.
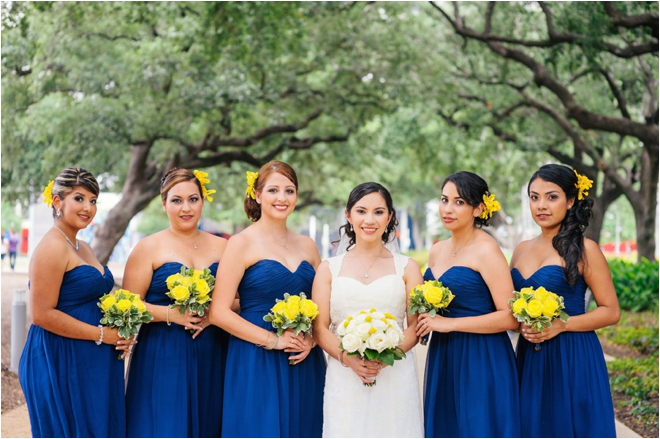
[163,180,203,230]
[528,178,573,229]
[439,181,480,231]
[256,172,298,219]
[57,186,98,229]
[346,192,392,245]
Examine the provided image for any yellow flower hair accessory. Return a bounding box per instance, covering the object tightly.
[245,171,258,200]
[574,170,593,200]
[43,180,55,207]
[193,170,216,202]
[480,193,501,220]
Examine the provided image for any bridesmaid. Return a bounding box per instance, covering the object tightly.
[19,167,132,437]
[124,168,229,437]
[209,160,326,438]
[416,171,521,438]
[511,164,619,437]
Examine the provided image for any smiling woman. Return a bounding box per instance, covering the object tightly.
[19,167,133,438]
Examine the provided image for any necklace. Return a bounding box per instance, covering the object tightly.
[270,232,289,249]
[54,226,79,251]
[169,229,199,250]
[358,247,382,278]
[451,235,473,258]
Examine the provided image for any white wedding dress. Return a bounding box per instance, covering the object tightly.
[322,252,424,438]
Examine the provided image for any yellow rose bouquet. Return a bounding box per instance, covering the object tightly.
[263,292,319,365]
[509,286,569,351]
[98,289,153,357]
[408,280,455,345]
[337,308,406,387]
[165,266,215,317]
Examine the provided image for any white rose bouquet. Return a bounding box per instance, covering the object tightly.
[337,308,406,387]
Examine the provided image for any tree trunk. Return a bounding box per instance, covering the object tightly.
[634,144,659,261]
[585,177,623,244]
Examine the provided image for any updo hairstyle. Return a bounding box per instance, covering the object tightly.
[442,171,493,228]
[244,161,299,222]
[160,168,203,203]
[50,167,100,218]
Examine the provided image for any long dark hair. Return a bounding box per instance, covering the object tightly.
[442,171,493,228]
[336,182,398,252]
[528,164,593,285]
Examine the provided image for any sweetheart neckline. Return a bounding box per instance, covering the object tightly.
[248,259,313,274]
[510,265,563,281]
[155,261,219,271]
[65,264,109,277]
[425,265,478,281]
[335,273,400,287]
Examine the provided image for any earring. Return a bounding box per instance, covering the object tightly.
[347,223,353,232]
[256,200,261,205]
[56,209,61,218]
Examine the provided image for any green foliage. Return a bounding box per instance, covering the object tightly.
[608,353,659,418]
[608,258,659,312]
[598,311,659,356]
[1,201,22,230]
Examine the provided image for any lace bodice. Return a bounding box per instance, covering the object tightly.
[327,252,409,335]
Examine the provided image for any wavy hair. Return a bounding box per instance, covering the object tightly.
[528,164,593,285]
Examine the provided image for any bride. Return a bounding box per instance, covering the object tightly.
[312,182,424,438]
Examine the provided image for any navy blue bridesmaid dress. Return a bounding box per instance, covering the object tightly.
[19,265,126,438]
[125,262,228,438]
[423,267,521,438]
[222,259,326,438]
[512,265,616,437]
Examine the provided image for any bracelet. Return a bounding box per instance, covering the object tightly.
[95,325,104,346]
[263,332,279,350]
[339,350,349,367]
[166,305,172,326]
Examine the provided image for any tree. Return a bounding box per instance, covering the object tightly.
[428,1,658,260]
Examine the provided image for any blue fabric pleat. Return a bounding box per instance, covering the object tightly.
[422,266,521,438]
[19,265,126,438]
[221,259,326,438]
[512,265,616,437]
[125,262,228,438]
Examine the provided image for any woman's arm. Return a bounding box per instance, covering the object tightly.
[400,258,423,352]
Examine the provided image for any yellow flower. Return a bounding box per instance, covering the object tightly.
[534,286,549,302]
[369,308,376,313]
[365,315,373,322]
[116,299,132,312]
[300,299,319,319]
[194,279,210,296]
[284,298,300,320]
[368,328,377,334]
[542,299,559,318]
[166,273,183,290]
[101,295,117,312]
[135,298,147,313]
[526,299,543,318]
[170,285,190,302]
[245,171,259,200]
[43,180,54,208]
[193,170,216,202]
[422,285,443,307]
[196,292,210,304]
[384,312,396,320]
[574,170,593,201]
[272,301,287,315]
[191,269,204,280]
[480,193,501,220]
[512,298,527,314]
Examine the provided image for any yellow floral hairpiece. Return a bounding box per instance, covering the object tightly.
[574,170,593,200]
[43,180,55,207]
[480,193,501,220]
[245,171,258,200]
[193,170,216,202]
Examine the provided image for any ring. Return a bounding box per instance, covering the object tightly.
[290,338,295,343]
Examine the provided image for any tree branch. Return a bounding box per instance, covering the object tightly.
[599,69,631,119]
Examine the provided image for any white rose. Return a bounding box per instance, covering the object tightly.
[367,332,391,353]
[355,322,372,340]
[371,311,385,320]
[337,323,347,336]
[353,313,367,324]
[341,333,362,353]
[372,319,388,331]
[386,327,404,346]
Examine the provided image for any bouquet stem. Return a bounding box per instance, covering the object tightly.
[289,359,295,366]
[534,342,541,351]
[364,379,376,387]
[420,333,430,346]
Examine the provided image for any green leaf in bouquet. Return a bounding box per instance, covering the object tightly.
[559,311,569,322]
[364,349,379,361]
[114,318,125,326]
[428,308,437,318]
[380,350,395,366]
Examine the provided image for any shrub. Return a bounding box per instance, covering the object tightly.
[607,258,659,312]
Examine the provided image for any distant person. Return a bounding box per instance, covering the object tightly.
[8,228,19,271]
[510,164,620,437]
[418,171,520,437]
[1,228,7,269]
[123,168,229,437]
[19,167,132,437]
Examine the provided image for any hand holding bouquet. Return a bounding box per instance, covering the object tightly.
[165,266,215,317]
[337,308,406,386]
[264,293,319,364]
[98,289,153,358]
[408,280,455,345]
[509,286,569,351]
